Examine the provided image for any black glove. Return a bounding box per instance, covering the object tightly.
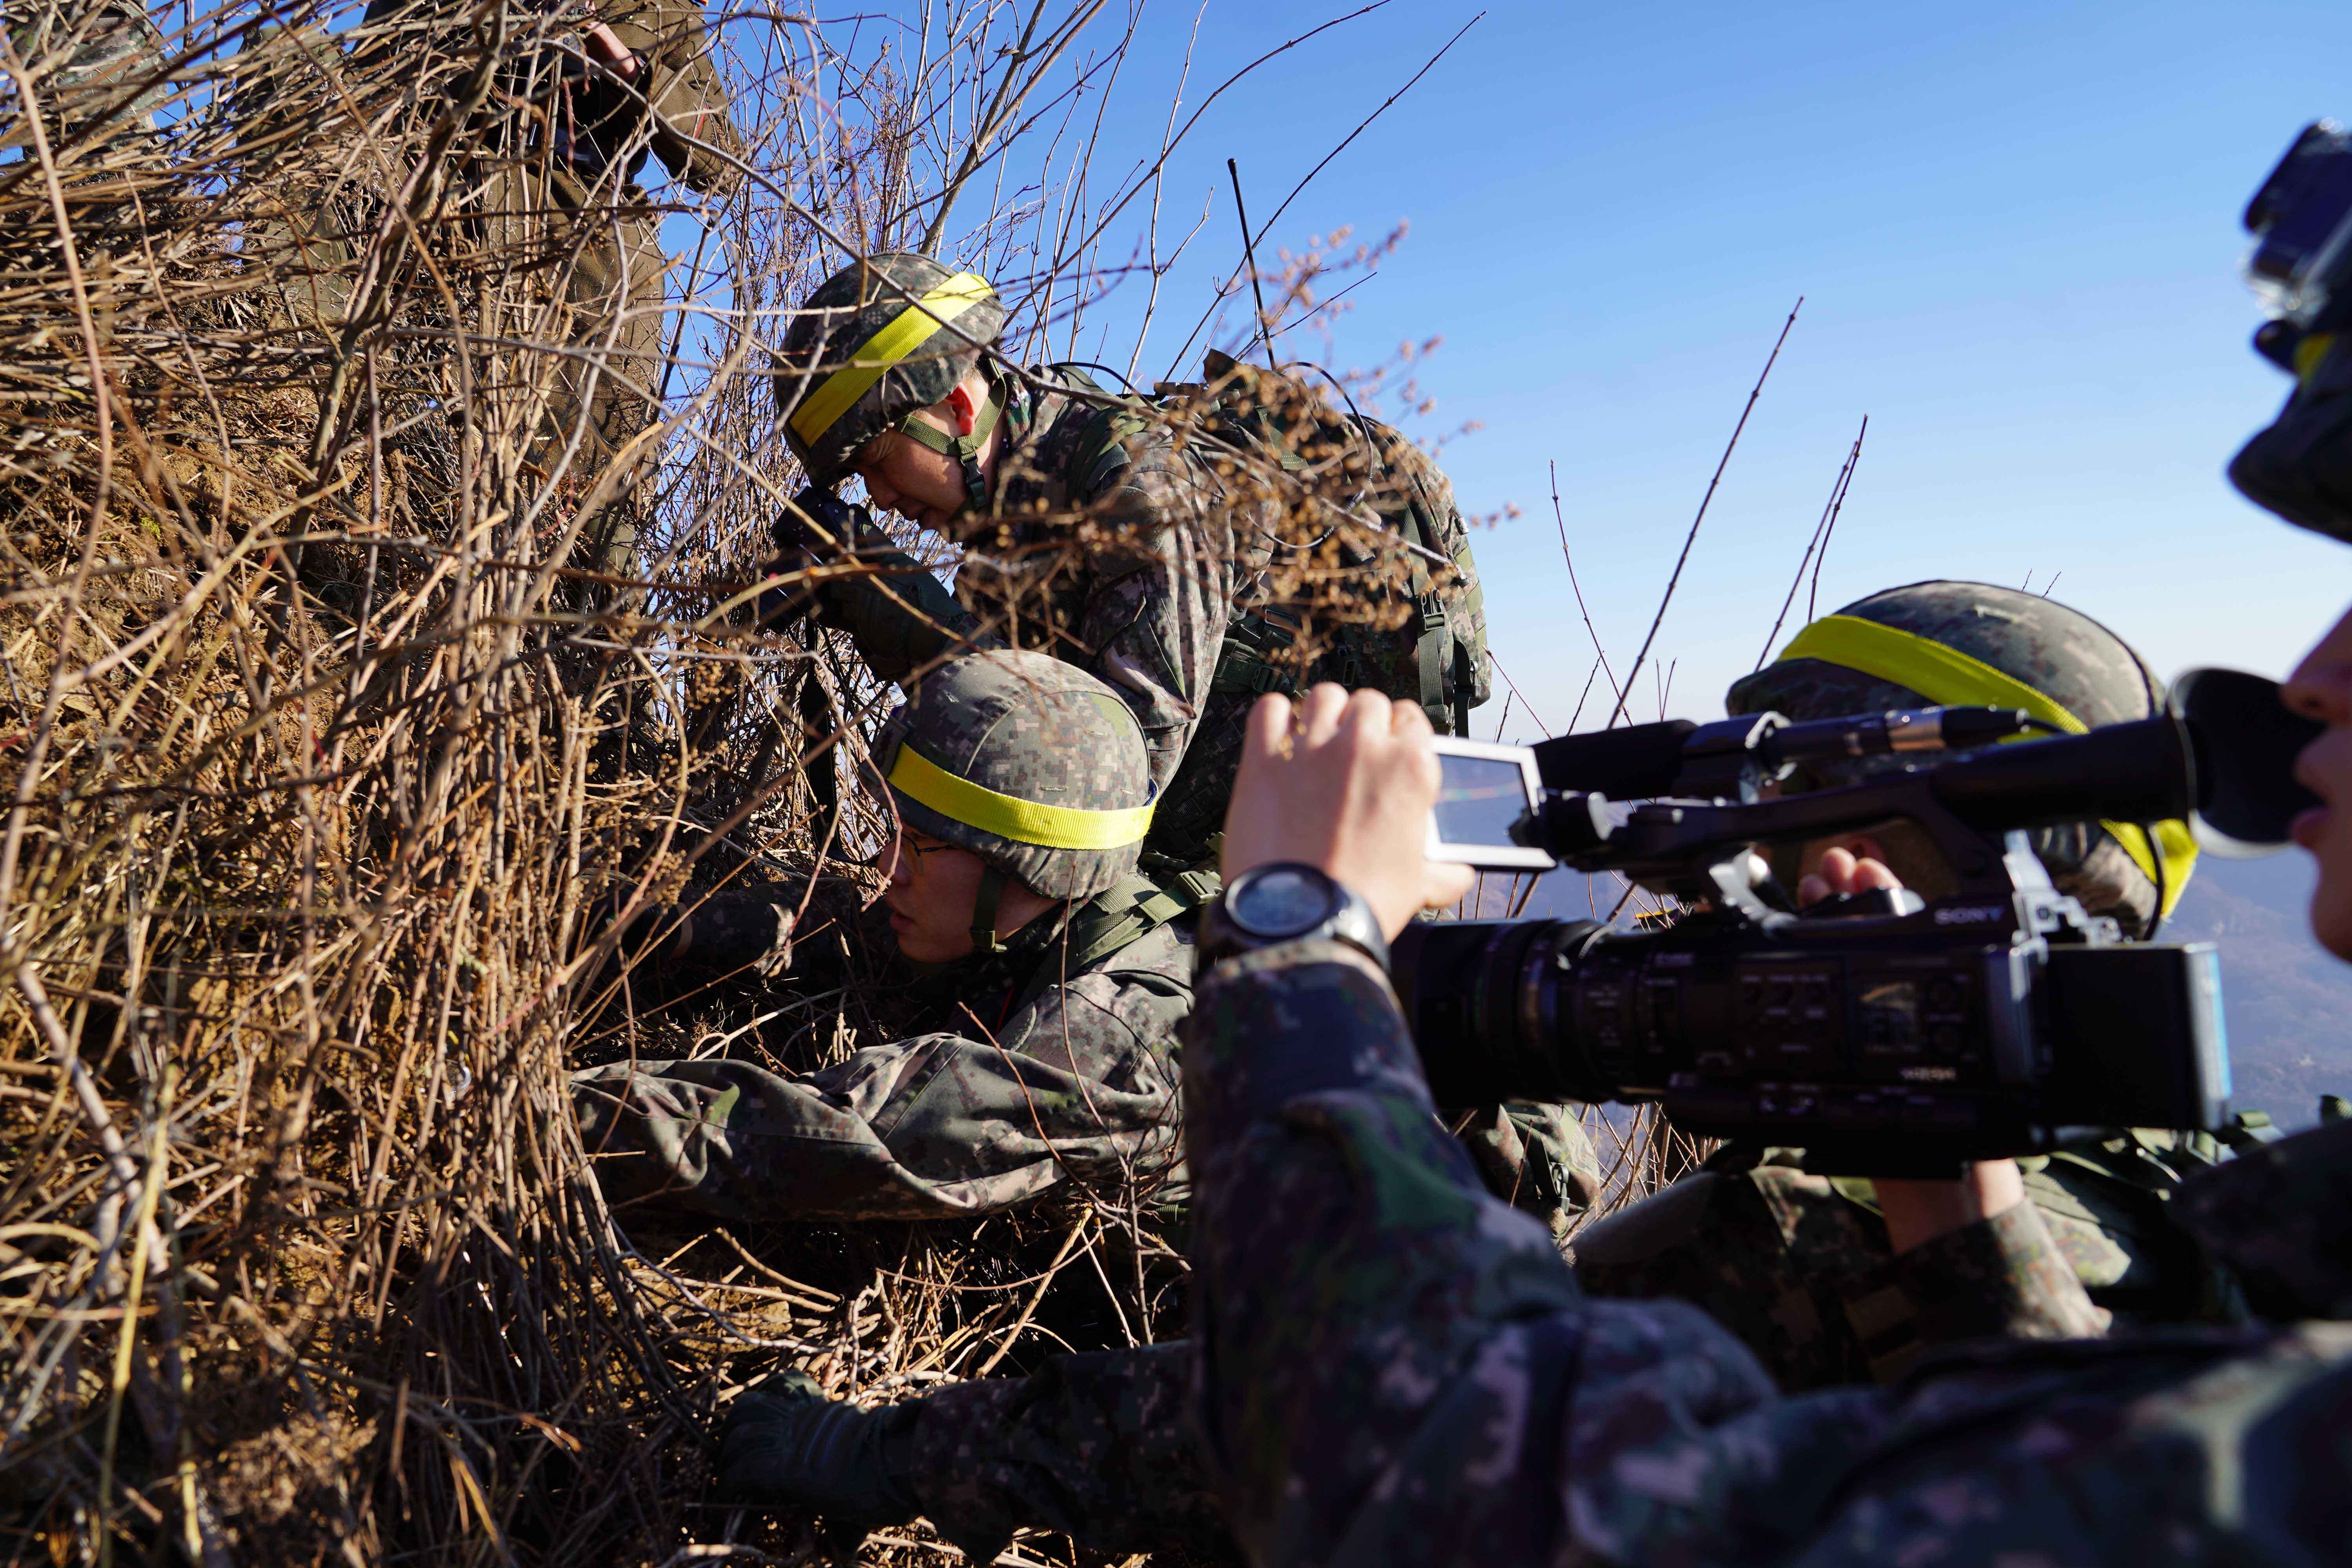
[759,488,872,628]
[772,486,870,559]
[581,890,680,970]
[586,888,799,979]
[712,1371,916,1526]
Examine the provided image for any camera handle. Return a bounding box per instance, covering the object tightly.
[1543,714,2199,947]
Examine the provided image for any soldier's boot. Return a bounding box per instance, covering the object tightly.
[714,1372,920,1552]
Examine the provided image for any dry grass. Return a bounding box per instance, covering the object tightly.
[0,5,1695,1563]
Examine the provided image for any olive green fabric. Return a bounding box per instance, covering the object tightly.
[3,0,168,161]
[230,5,744,575]
[573,911,1193,1223]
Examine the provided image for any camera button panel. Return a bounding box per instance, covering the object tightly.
[1736,962,1843,1075]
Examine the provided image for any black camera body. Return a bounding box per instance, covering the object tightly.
[1398,899,2227,1176]
[1400,676,2316,1174]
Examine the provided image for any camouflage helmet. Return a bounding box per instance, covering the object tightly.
[773,252,1008,489]
[874,650,1152,904]
[1726,581,2197,936]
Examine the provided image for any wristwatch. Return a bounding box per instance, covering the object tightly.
[1196,862,1390,973]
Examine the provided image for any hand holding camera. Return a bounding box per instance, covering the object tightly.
[1220,684,1474,941]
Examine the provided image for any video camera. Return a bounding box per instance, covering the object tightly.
[1396,674,2322,1174]
[2243,121,2352,333]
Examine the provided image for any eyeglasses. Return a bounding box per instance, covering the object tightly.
[892,829,955,867]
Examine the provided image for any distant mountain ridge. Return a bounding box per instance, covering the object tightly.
[2163,853,2350,1130]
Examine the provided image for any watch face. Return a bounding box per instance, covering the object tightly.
[1229,866,1340,938]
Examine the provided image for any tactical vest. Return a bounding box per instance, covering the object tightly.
[1009,859,1221,1016]
[1057,351,1490,736]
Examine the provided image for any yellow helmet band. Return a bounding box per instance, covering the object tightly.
[887,744,1154,851]
[788,271,995,450]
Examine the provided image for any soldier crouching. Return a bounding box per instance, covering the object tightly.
[570,649,1195,1222]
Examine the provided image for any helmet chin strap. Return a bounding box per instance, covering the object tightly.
[968,863,1010,956]
[896,369,1009,519]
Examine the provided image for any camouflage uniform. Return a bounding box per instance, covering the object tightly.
[2,0,166,163]
[1555,582,2239,1393]
[499,0,744,567]
[793,358,1258,860]
[708,586,2231,1553]
[713,1100,1600,1563]
[1185,940,2352,1568]
[774,255,1487,864]
[1730,580,2194,935]
[575,652,1198,1222]
[1147,399,1492,865]
[236,2,742,569]
[1569,1138,2229,1393]
[572,912,1192,1222]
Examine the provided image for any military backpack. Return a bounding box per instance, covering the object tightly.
[1058,349,1491,735]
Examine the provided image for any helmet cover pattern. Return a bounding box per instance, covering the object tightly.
[875,650,1152,902]
[773,252,1007,486]
[1726,580,2181,935]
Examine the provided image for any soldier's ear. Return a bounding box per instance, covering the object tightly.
[944,384,979,436]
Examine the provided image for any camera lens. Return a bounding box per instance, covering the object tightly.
[1390,919,1608,1107]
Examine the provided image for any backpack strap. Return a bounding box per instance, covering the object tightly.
[1413,589,1453,733]
[1360,417,1473,735]
[1209,605,1305,697]
[1048,366,1154,500]
[1011,863,1222,1016]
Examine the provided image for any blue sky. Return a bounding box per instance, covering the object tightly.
[908,0,2352,739]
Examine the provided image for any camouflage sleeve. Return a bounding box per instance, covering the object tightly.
[1571,1162,2110,1395]
[2021,1140,2245,1329]
[1184,940,1841,1564]
[2172,1116,2352,1321]
[1183,942,2279,1567]
[1185,942,2352,1563]
[881,1341,1231,1564]
[606,0,746,195]
[1446,1100,1601,1240]
[572,958,1180,1223]
[1066,433,1234,794]
[1838,1196,2108,1382]
[813,520,999,685]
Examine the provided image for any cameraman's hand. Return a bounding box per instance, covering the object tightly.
[1796,844,1900,906]
[1793,846,2025,1250]
[1222,684,1474,940]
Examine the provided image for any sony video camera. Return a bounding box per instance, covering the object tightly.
[1397,674,2321,1173]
